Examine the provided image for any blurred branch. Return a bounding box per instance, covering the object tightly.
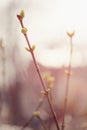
[21,96,45,130]
[61,32,74,130]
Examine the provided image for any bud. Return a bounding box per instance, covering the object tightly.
[41,90,46,95]
[20,10,25,19]
[0,40,4,49]
[32,45,36,51]
[33,111,40,117]
[21,27,28,34]
[66,32,75,38]
[65,70,72,75]
[25,47,30,52]
[47,76,55,84]
[46,88,51,93]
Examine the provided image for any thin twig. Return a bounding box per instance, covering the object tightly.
[61,32,74,130]
[17,11,60,130]
[21,96,45,130]
[37,116,49,130]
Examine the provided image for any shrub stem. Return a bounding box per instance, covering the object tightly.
[61,34,74,130]
[17,12,60,130]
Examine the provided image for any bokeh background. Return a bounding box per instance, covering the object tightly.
[0,0,87,130]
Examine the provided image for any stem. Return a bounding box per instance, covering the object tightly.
[17,15,60,130]
[61,37,73,130]
[37,116,48,130]
[47,94,60,130]
[21,96,45,130]
[21,116,34,130]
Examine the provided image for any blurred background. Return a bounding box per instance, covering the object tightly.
[0,0,87,130]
